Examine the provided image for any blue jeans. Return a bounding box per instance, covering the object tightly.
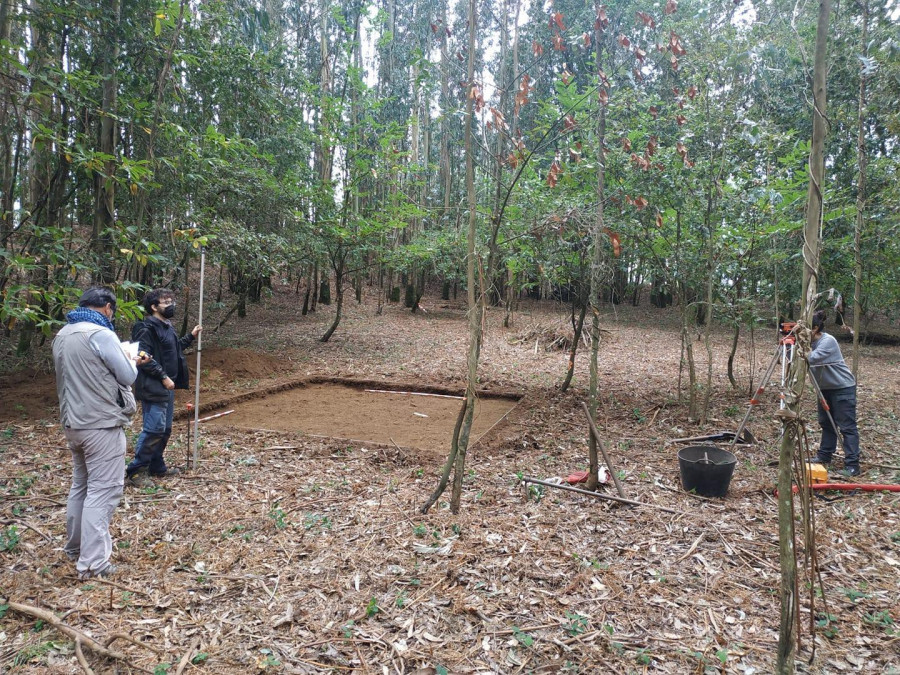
[816,385,861,467]
[127,390,175,476]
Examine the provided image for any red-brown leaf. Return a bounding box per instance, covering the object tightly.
[687,85,698,100]
[490,107,508,132]
[563,114,577,131]
[598,88,609,106]
[656,212,664,228]
[622,137,632,151]
[649,106,658,119]
[646,137,657,156]
[618,34,631,48]
[552,11,566,31]
[665,0,678,14]
[547,158,562,188]
[636,11,656,28]
[533,41,544,57]
[583,32,591,48]
[598,69,610,87]
[604,228,622,257]
[676,114,686,125]
[553,34,566,51]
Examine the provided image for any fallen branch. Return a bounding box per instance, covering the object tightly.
[175,636,202,675]
[675,533,705,563]
[106,631,165,655]
[75,638,95,675]
[522,477,685,515]
[0,518,53,542]
[1,598,131,666]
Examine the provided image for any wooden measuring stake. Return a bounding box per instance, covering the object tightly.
[581,401,627,499]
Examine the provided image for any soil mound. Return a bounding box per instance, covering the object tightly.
[0,369,58,423]
[190,346,292,382]
[0,347,294,424]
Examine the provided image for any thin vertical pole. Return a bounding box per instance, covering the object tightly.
[192,246,206,470]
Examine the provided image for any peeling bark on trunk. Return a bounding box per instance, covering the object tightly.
[777,0,830,670]
[586,7,610,492]
[851,0,868,378]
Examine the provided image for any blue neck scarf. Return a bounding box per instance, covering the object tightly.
[66,307,116,332]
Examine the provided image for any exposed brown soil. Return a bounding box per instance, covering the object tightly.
[1,281,899,674]
[205,383,518,457]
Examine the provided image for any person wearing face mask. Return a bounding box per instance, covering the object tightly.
[126,288,201,488]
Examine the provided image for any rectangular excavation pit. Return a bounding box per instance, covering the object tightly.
[203,381,521,452]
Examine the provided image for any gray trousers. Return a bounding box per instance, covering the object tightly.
[63,427,125,576]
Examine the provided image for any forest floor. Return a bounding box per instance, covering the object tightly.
[1,280,899,674]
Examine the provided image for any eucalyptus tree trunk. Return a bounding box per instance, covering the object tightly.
[315,0,333,188]
[406,54,421,309]
[93,0,120,283]
[311,0,333,320]
[701,180,715,424]
[585,5,611,491]
[672,211,698,414]
[26,0,51,232]
[17,0,52,353]
[448,0,480,515]
[0,0,16,290]
[561,296,587,393]
[320,253,344,342]
[422,0,477,515]
[439,0,451,217]
[776,0,830,670]
[851,0,868,377]
[487,0,511,308]
[130,0,186,282]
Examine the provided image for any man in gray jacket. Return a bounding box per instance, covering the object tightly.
[808,309,861,476]
[53,287,149,579]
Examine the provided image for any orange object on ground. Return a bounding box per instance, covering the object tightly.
[566,471,589,485]
[805,462,828,484]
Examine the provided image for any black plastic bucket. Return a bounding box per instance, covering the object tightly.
[678,445,737,497]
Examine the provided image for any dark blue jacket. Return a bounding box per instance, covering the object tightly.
[132,317,194,401]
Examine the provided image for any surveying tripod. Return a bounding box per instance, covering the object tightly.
[730,321,843,450]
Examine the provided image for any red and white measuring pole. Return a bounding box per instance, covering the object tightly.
[196,409,234,423]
